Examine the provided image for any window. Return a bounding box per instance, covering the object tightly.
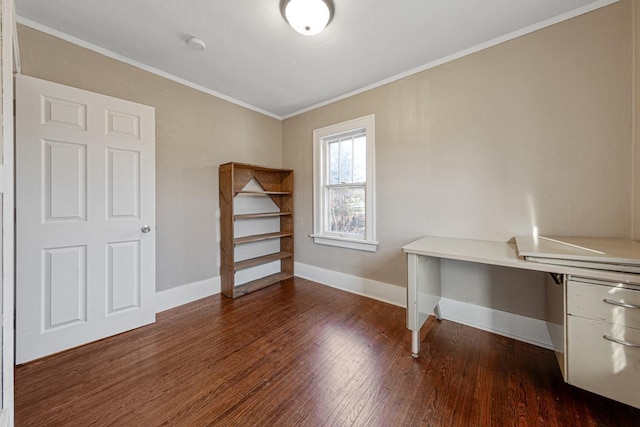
[312,115,377,252]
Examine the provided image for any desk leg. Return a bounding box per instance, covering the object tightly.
[411,331,420,359]
[407,253,441,358]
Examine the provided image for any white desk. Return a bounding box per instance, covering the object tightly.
[402,236,640,357]
[402,235,640,408]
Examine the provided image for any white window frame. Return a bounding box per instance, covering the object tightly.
[312,114,377,252]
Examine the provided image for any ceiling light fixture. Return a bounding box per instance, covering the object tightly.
[280,0,335,36]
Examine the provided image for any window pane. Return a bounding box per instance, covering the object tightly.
[328,141,340,184]
[353,135,366,183]
[339,138,353,183]
[327,187,365,236]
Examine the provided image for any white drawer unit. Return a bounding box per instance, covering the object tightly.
[566,277,640,408]
[568,278,640,328]
[567,316,640,408]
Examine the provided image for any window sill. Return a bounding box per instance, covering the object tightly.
[310,234,379,252]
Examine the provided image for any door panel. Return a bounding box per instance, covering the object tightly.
[42,96,87,130]
[44,245,87,329]
[106,110,140,139]
[107,241,140,314]
[16,74,156,364]
[107,148,140,218]
[44,139,87,222]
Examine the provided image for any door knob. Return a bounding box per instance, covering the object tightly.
[141,225,152,233]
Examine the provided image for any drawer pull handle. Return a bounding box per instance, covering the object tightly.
[602,298,640,310]
[603,335,640,348]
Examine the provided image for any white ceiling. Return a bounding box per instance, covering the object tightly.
[15,0,617,119]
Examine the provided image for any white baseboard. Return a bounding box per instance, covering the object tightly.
[155,266,555,351]
[155,277,221,313]
[438,298,554,350]
[294,262,406,307]
[295,261,554,350]
[0,409,10,427]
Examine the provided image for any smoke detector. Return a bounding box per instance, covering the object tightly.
[186,36,207,51]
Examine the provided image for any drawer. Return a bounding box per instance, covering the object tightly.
[567,316,640,408]
[567,280,640,329]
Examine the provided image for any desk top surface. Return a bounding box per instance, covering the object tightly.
[515,236,640,265]
[402,236,640,284]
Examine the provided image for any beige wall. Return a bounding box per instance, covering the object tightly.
[283,1,632,317]
[14,1,636,317]
[17,25,283,292]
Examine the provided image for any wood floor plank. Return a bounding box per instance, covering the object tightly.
[15,277,640,426]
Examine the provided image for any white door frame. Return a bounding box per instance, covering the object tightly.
[1,0,15,425]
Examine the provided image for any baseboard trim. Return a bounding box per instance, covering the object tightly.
[0,409,10,427]
[295,262,553,350]
[154,267,554,351]
[156,277,221,313]
[294,262,406,307]
[438,298,554,350]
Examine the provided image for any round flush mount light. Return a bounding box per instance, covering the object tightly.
[280,0,335,36]
[186,36,207,51]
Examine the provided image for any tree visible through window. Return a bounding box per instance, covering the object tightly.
[326,133,366,236]
[312,115,377,252]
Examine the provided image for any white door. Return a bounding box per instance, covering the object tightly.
[16,75,156,364]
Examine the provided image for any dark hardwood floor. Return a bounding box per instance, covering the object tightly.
[16,277,640,426]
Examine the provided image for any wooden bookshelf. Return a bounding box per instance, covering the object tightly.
[236,190,292,195]
[234,212,292,220]
[234,252,293,272]
[233,231,293,245]
[219,162,294,298]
